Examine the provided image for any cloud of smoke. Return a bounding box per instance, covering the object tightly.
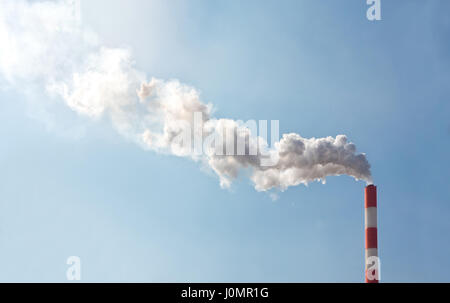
[0,0,372,192]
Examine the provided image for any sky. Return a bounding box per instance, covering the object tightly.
[0,0,450,282]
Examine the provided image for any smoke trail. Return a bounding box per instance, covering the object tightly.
[0,0,372,192]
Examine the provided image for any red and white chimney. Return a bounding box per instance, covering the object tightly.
[365,185,379,283]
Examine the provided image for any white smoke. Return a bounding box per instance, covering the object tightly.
[0,0,372,192]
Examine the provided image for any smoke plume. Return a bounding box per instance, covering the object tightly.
[0,0,372,192]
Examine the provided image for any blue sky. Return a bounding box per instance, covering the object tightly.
[1,0,450,282]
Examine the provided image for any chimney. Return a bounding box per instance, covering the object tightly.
[365,185,379,283]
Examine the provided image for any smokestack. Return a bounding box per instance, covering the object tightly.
[365,185,379,283]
